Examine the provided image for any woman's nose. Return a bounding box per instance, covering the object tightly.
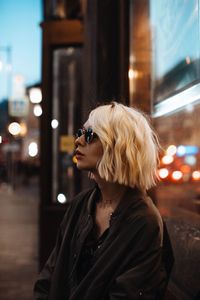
[75,134,85,146]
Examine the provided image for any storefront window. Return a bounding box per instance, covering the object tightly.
[149,0,200,216]
[150,0,200,117]
[129,1,200,298]
[150,1,200,298]
[52,47,82,203]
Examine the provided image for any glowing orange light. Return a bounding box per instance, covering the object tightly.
[158,168,169,179]
[72,155,77,164]
[19,122,27,137]
[192,171,200,180]
[172,171,183,181]
[161,155,174,165]
[180,165,191,173]
[166,145,177,156]
[128,69,140,79]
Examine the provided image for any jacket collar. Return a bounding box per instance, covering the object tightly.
[86,184,145,219]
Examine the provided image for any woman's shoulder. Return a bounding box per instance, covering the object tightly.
[126,188,160,215]
[125,189,163,233]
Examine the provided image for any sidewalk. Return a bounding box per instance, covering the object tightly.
[0,179,39,300]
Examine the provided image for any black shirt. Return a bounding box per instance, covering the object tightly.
[77,226,109,283]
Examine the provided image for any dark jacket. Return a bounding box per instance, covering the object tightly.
[34,186,174,300]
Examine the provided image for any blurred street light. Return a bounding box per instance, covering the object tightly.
[166,145,177,156]
[158,168,169,179]
[172,171,183,181]
[33,104,42,117]
[51,119,59,129]
[28,142,38,157]
[161,155,174,165]
[8,122,21,136]
[29,87,42,103]
[57,193,67,204]
[192,171,200,180]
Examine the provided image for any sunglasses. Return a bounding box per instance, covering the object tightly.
[76,127,98,144]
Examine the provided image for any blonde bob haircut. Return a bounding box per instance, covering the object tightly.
[87,102,160,190]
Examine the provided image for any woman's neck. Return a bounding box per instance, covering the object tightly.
[93,173,128,209]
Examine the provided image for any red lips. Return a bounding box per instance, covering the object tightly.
[75,149,84,158]
[75,149,84,155]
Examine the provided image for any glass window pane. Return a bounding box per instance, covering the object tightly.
[52,47,82,203]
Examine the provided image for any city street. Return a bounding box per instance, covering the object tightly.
[0,179,39,300]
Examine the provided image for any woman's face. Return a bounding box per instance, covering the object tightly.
[75,121,103,172]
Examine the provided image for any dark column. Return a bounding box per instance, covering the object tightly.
[82,0,129,121]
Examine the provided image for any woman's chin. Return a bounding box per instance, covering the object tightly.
[76,163,84,170]
[76,163,89,170]
[76,163,95,172]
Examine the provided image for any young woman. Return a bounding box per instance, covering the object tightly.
[34,102,174,300]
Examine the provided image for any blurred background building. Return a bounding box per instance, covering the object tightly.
[0,0,200,300]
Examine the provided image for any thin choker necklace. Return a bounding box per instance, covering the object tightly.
[99,195,114,206]
[101,199,113,205]
[98,188,127,206]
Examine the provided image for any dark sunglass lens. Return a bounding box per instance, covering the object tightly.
[85,128,93,143]
[76,129,83,138]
